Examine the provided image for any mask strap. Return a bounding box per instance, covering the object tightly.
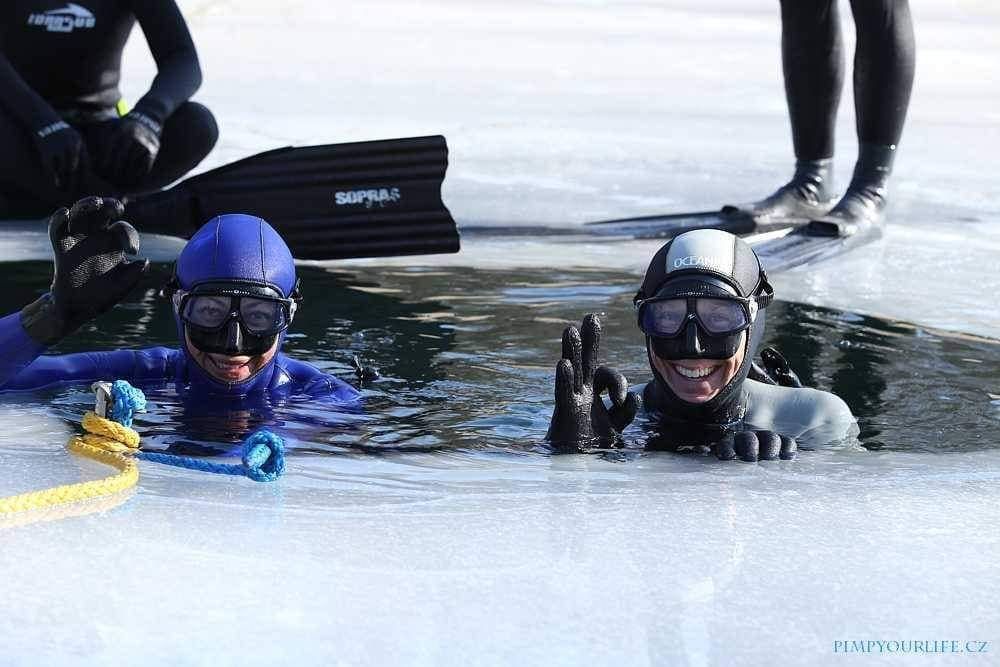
[159,269,180,300]
[289,277,303,303]
[755,271,774,309]
[285,278,302,323]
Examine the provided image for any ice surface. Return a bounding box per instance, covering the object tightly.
[3,408,1000,667]
[176,0,1000,340]
[2,1,999,665]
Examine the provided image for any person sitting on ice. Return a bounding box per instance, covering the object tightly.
[0,0,217,216]
[545,229,856,460]
[0,196,359,406]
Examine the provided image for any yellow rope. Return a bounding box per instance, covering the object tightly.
[0,411,140,516]
[0,489,134,530]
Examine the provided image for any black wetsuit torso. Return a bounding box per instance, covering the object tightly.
[4,0,137,115]
[642,378,856,449]
[0,0,216,213]
[1,0,200,125]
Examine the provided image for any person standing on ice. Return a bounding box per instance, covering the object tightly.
[727,0,915,238]
[0,1,217,217]
[544,229,856,460]
[0,197,360,408]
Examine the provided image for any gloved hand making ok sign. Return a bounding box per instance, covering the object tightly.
[546,314,641,452]
[20,197,149,346]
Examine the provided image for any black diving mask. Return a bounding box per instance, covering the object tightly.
[173,281,298,356]
[636,275,768,361]
[637,296,754,338]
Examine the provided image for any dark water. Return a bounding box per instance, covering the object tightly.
[2,261,998,454]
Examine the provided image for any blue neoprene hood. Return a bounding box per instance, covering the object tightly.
[177,214,296,294]
[175,214,297,394]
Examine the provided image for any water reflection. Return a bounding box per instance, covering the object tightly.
[1,262,997,454]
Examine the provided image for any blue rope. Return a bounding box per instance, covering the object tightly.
[136,430,285,482]
[104,380,285,483]
[109,380,146,427]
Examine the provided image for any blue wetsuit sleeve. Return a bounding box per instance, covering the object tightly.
[276,356,362,405]
[130,0,202,124]
[0,311,48,389]
[302,372,363,405]
[0,328,176,391]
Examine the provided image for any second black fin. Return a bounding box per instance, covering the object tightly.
[125,135,460,260]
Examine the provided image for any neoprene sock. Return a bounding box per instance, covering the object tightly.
[807,142,895,237]
[723,158,836,221]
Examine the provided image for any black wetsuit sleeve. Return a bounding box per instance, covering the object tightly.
[0,43,62,132]
[130,0,202,125]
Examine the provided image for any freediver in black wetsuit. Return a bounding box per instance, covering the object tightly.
[731,0,915,238]
[0,0,218,216]
[545,229,856,460]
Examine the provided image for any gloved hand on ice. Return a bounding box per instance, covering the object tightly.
[714,429,797,462]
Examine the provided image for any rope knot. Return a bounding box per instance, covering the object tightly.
[241,430,285,482]
[108,380,146,427]
[80,411,141,452]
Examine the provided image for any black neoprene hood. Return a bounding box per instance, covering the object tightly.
[638,229,774,428]
[635,229,771,303]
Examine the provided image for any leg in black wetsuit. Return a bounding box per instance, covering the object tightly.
[0,102,217,217]
[809,0,915,236]
[736,0,914,235]
[1,0,214,217]
[143,102,219,190]
[0,107,60,216]
[727,0,844,222]
[0,106,107,217]
[82,102,219,192]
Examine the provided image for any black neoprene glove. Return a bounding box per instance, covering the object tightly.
[546,314,641,452]
[33,120,88,191]
[20,197,149,346]
[760,347,803,388]
[715,429,797,462]
[96,112,163,187]
[749,346,805,388]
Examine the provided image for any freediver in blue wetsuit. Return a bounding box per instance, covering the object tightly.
[0,197,359,405]
[546,229,856,460]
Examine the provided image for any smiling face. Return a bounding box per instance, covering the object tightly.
[651,331,747,403]
[185,330,279,384]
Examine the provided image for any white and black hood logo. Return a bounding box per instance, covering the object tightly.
[334,187,402,209]
[27,3,96,33]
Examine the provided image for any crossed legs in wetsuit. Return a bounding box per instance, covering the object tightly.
[741,0,915,236]
[0,102,218,217]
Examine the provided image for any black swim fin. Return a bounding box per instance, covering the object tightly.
[461,208,807,242]
[124,135,460,260]
[585,208,813,239]
[750,221,883,273]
